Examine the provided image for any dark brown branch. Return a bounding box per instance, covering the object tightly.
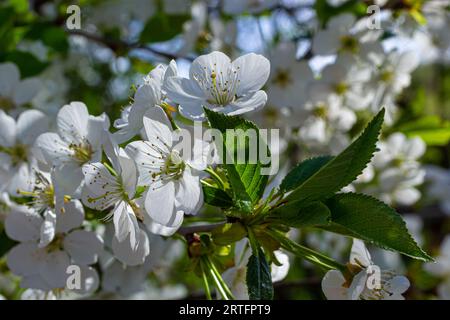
[66,29,192,61]
[177,222,227,236]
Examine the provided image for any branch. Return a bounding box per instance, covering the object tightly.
[66,29,192,61]
[177,222,227,236]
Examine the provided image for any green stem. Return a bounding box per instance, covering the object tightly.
[103,162,117,176]
[205,167,226,190]
[266,229,347,273]
[200,260,212,300]
[206,257,235,300]
[246,227,260,257]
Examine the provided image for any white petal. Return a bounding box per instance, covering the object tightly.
[68,266,100,295]
[20,275,53,292]
[142,106,173,148]
[175,170,203,214]
[56,200,85,233]
[348,270,368,300]
[271,250,290,283]
[112,229,150,266]
[38,210,56,248]
[321,270,348,300]
[0,110,16,147]
[16,109,49,145]
[350,239,372,267]
[312,30,340,55]
[7,243,46,277]
[178,101,206,121]
[64,230,103,265]
[145,211,184,236]
[232,53,270,95]
[52,163,84,201]
[35,132,73,166]
[189,51,231,82]
[39,250,71,289]
[387,275,410,294]
[223,90,267,116]
[86,113,110,154]
[81,163,119,210]
[12,78,41,106]
[0,62,20,97]
[113,201,140,249]
[125,141,166,186]
[118,149,137,198]
[57,102,89,144]
[145,180,176,226]
[5,207,43,242]
[163,76,205,107]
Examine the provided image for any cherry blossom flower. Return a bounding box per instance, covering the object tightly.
[164,51,270,120]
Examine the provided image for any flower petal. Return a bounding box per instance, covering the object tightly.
[232,53,270,95]
[64,230,103,265]
[145,180,176,226]
[112,229,150,266]
[12,77,41,106]
[0,62,20,97]
[5,207,43,242]
[16,109,49,146]
[56,200,85,233]
[0,110,16,147]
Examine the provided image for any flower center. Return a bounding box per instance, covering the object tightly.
[380,70,394,83]
[340,35,359,53]
[69,141,93,164]
[0,96,14,111]
[46,233,65,252]
[163,150,186,180]
[313,104,328,118]
[334,82,349,95]
[194,64,240,106]
[0,144,28,166]
[272,69,292,88]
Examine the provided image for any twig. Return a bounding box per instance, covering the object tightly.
[177,222,227,236]
[66,29,192,61]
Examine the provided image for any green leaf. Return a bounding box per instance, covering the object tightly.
[25,24,68,53]
[283,109,385,205]
[0,229,17,258]
[272,201,331,228]
[204,109,270,213]
[203,185,233,208]
[140,13,190,43]
[321,193,432,262]
[397,116,450,146]
[279,156,333,193]
[246,247,273,300]
[314,0,367,27]
[1,50,48,77]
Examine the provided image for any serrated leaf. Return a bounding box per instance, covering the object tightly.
[321,193,432,261]
[203,185,233,208]
[283,109,385,204]
[246,247,273,300]
[279,156,333,193]
[272,201,331,228]
[204,109,270,213]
